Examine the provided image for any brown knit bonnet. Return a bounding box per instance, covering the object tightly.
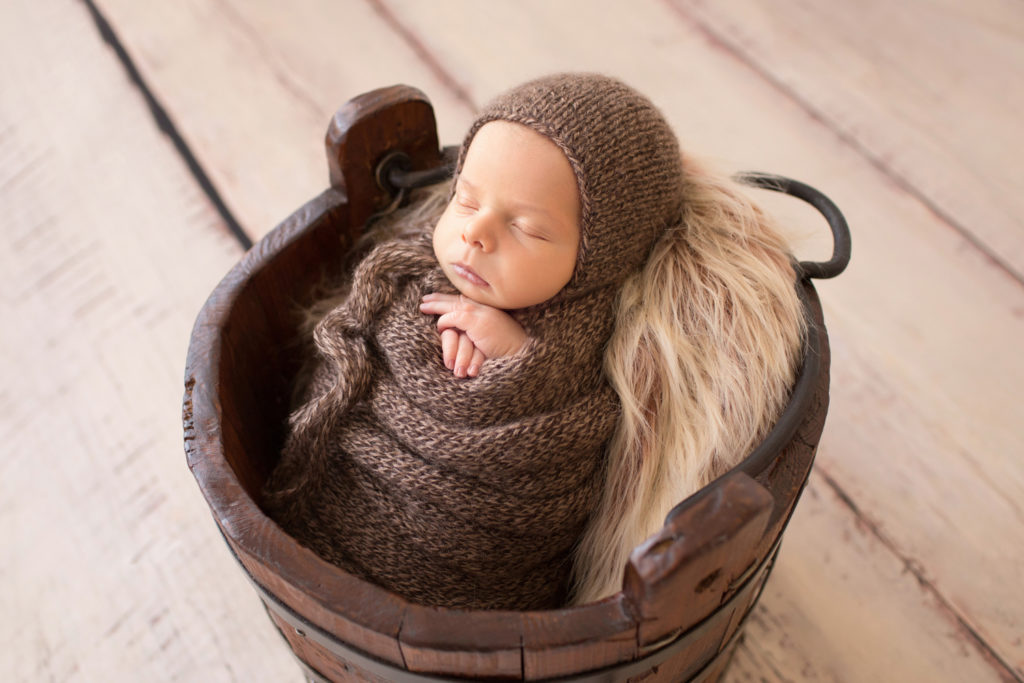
[455,73,685,299]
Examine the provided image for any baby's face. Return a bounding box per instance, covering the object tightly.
[433,121,580,310]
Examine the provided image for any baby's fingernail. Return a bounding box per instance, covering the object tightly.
[468,364,480,377]
[455,365,466,377]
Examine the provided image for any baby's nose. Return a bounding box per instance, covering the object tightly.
[462,214,496,251]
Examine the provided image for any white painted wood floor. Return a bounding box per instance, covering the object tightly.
[2,0,1021,680]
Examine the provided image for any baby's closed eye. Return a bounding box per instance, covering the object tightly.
[454,194,478,212]
[512,222,548,241]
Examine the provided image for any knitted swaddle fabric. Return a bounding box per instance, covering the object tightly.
[263,74,684,609]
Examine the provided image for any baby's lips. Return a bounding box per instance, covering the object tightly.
[453,263,489,287]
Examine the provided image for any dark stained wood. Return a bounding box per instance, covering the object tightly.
[522,598,637,680]
[185,87,453,677]
[628,547,775,682]
[751,287,831,563]
[623,471,774,647]
[184,185,411,669]
[400,608,524,679]
[205,188,351,497]
[327,84,445,230]
[692,636,740,683]
[719,553,774,653]
[267,610,393,683]
[229,535,408,668]
[183,84,833,681]
[628,618,727,683]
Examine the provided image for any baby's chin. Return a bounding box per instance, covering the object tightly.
[452,281,512,311]
[459,288,503,309]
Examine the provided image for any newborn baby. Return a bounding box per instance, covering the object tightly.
[262,73,805,610]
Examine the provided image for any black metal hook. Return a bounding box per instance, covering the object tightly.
[376,146,460,197]
[735,172,852,280]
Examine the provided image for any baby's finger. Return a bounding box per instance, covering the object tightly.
[419,294,458,315]
[421,292,460,303]
[454,332,476,378]
[467,347,486,377]
[440,328,458,370]
[435,309,472,334]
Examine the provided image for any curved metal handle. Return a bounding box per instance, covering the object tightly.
[378,145,460,195]
[735,172,851,279]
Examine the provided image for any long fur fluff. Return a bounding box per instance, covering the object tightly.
[568,159,806,604]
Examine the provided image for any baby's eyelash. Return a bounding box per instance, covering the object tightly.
[513,223,547,240]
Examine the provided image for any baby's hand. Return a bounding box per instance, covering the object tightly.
[419,293,528,377]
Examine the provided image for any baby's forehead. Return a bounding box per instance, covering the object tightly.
[460,122,577,186]
[466,120,565,156]
[456,124,581,231]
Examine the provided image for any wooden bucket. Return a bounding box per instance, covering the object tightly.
[183,85,845,682]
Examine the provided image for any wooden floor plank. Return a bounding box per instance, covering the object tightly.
[670,0,1024,283]
[13,0,1019,680]
[728,473,1008,683]
[0,0,298,680]
[92,0,477,242]
[376,0,1024,676]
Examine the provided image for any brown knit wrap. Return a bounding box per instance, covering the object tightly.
[263,74,684,610]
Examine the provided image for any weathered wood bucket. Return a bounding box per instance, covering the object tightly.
[183,85,849,682]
